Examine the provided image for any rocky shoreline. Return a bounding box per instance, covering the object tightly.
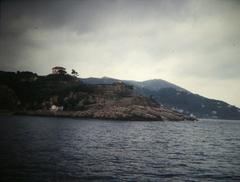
[16,104,196,121]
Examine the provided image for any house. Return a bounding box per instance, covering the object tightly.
[52,66,66,74]
[50,105,64,111]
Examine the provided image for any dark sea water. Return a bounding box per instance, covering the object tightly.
[0,116,240,182]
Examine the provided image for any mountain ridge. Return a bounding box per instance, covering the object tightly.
[81,76,188,91]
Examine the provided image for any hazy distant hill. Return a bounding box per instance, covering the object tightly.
[81,77,240,120]
[81,77,186,91]
[124,79,188,92]
[150,88,240,120]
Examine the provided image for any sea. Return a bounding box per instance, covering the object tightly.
[0,116,239,182]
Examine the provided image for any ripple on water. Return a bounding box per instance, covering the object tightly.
[0,116,240,181]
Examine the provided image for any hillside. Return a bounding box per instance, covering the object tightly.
[81,77,240,120]
[0,71,193,121]
[81,77,186,91]
[150,88,240,120]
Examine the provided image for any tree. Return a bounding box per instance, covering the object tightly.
[71,69,79,77]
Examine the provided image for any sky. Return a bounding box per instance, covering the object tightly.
[0,0,240,107]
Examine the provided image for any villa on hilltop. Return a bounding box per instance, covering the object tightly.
[52,66,66,74]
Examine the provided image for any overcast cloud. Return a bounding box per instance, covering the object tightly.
[0,0,240,106]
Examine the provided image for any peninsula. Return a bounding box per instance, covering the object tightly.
[0,69,195,121]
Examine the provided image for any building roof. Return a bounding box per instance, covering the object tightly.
[52,66,66,70]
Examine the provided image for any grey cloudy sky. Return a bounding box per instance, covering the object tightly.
[1,0,240,107]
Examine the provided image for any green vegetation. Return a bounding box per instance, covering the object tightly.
[0,71,94,110]
[71,69,79,77]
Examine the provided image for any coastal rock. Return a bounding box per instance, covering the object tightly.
[21,99,194,121]
[0,71,195,121]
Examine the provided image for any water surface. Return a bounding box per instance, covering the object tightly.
[0,116,240,181]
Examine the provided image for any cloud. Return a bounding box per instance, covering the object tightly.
[0,0,240,106]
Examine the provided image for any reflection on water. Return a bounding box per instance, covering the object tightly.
[0,116,240,181]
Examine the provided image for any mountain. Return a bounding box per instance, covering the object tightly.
[81,77,240,120]
[124,79,188,92]
[81,77,186,91]
[0,71,193,121]
[81,76,119,84]
[150,88,240,120]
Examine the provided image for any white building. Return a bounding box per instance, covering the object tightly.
[50,105,64,111]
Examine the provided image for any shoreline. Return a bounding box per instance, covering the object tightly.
[13,110,197,121]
